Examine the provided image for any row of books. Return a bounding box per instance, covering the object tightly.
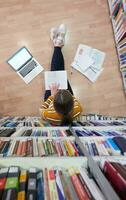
[1,114,126,127]
[78,114,126,121]
[0,138,83,157]
[0,160,125,200]
[0,120,126,128]
[0,128,72,137]
[0,121,42,128]
[1,127,126,138]
[108,0,126,91]
[0,136,126,158]
[74,127,126,137]
[72,120,126,127]
[112,0,126,12]
[1,120,126,128]
[118,41,126,68]
[113,5,126,43]
[82,136,126,156]
[0,116,40,122]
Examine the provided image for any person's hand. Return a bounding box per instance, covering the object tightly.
[49,83,60,96]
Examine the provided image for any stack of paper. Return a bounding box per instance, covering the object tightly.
[71,44,106,82]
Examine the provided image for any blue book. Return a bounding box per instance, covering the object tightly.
[120,53,126,59]
[55,170,66,200]
[75,130,84,136]
[6,122,16,127]
[37,171,44,200]
[2,141,10,157]
[75,142,84,156]
[87,142,94,156]
[107,138,121,153]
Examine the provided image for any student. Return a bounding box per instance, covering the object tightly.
[40,24,82,125]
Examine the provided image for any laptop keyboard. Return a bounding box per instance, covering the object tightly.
[19,60,37,77]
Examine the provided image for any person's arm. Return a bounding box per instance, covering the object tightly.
[40,96,54,109]
[72,97,83,118]
[40,83,60,109]
[40,83,60,120]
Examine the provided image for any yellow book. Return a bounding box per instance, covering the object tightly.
[118,46,126,54]
[118,37,126,47]
[17,170,27,200]
[17,191,25,200]
[64,141,73,156]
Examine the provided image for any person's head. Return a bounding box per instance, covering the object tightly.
[53,90,74,125]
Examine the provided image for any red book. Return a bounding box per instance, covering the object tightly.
[57,142,63,156]
[16,141,23,156]
[54,142,61,156]
[68,168,90,200]
[103,161,126,200]
[21,140,27,156]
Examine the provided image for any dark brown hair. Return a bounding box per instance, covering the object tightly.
[53,90,74,125]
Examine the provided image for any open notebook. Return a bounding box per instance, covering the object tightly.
[44,70,67,90]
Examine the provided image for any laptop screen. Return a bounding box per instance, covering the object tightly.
[7,47,32,71]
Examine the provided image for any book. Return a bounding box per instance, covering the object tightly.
[112,1,121,17]
[48,169,59,200]
[37,171,44,200]
[2,167,19,200]
[68,167,90,200]
[61,169,79,200]
[27,168,37,200]
[122,70,126,89]
[44,168,51,200]
[103,161,126,200]
[114,7,123,26]
[113,136,126,155]
[17,170,27,200]
[111,162,126,180]
[118,37,126,47]
[0,164,125,200]
[122,0,126,11]
[55,170,66,200]
[79,167,106,200]
[44,70,67,90]
[0,168,8,199]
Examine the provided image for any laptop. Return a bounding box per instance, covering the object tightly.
[7,46,44,84]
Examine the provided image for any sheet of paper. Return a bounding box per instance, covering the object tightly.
[83,66,104,82]
[90,49,106,70]
[44,70,67,90]
[74,44,91,63]
[77,55,94,72]
[71,44,105,82]
[72,61,103,82]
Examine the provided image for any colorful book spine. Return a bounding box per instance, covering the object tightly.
[37,171,44,200]
[27,168,37,200]
[0,168,8,199]
[68,167,90,200]
[17,170,27,200]
[2,167,19,200]
[48,169,59,200]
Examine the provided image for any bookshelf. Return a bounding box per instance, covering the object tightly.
[108,0,126,93]
[0,114,126,199]
[108,0,126,94]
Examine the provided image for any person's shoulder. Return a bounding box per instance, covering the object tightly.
[42,107,62,121]
[72,96,83,113]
